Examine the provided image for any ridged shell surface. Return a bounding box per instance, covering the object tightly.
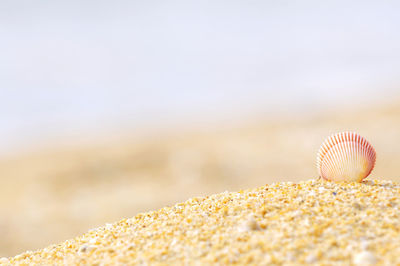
[317,132,376,182]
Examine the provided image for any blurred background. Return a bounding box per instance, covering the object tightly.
[1,0,400,257]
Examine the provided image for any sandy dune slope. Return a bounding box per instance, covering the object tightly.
[0,100,400,256]
[4,179,400,265]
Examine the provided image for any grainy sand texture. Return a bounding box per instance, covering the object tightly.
[3,179,400,265]
[1,101,400,256]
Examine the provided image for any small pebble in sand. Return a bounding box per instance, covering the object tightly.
[305,254,317,263]
[0,258,9,264]
[78,245,97,254]
[353,251,377,265]
[88,238,98,245]
[238,215,261,232]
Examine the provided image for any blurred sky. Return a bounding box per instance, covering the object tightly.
[1,0,400,154]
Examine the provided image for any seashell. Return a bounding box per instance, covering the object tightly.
[317,132,376,182]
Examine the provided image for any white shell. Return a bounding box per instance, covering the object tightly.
[317,132,376,182]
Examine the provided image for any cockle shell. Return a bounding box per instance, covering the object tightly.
[317,132,376,182]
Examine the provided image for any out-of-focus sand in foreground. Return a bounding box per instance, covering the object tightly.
[1,100,400,257]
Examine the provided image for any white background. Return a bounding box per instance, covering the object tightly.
[1,0,400,153]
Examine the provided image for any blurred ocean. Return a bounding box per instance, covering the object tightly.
[1,0,400,154]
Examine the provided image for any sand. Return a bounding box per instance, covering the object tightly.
[1,100,400,256]
[3,179,400,265]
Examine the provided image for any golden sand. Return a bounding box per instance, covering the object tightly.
[3,179,400,265]
[3,101,400,256]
